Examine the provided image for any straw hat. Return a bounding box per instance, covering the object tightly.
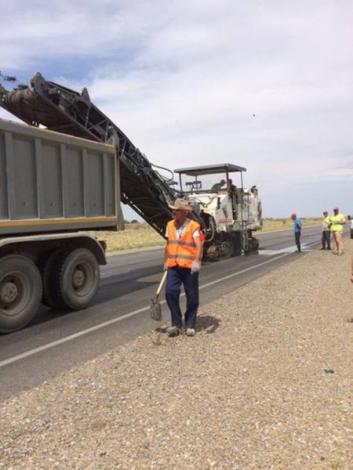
[169,198,192,212]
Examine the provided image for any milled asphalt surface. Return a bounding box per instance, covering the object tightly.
[0,226,323,399]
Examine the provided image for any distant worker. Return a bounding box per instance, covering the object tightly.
[211,179,226,192]
[164,198,204,337]
[330,207,346,255]
[321,211,331,250]
[250,185,258,197]
[291,213,302,252]
[227,178,239,205]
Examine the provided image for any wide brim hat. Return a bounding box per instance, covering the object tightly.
[169,198,193,212]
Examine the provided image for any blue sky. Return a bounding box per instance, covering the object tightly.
[1,0,353,218]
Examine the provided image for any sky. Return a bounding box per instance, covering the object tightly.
[1,0,353,218]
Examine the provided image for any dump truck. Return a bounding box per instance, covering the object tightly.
[0,72,262,333]
[0,118,121,332]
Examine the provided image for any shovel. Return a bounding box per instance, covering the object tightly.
[150,271,168,321]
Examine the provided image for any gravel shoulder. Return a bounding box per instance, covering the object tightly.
[1,241,353,469]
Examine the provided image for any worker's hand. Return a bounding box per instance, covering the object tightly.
[163,263,168,272]
[191,260,201,273]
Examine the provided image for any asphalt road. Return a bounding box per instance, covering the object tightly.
[0,226,323,399]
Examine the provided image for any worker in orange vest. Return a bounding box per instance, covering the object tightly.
[164,198,204,337]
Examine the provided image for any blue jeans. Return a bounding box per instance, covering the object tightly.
[165,266,199,328]
[295,231,301,252]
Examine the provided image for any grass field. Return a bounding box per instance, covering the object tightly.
[89,223,163,253]
[262,217,321,232]
[90,218,321,253]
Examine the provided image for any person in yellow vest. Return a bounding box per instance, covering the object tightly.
[330,207,346,255]
[321,210,331,250]
[164,198,204,337]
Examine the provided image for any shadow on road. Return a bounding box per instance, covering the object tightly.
[196,314,221,333]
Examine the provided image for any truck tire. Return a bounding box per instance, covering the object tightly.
[40,249,65,308]
[0,255,42,333]
[50,249,100,310]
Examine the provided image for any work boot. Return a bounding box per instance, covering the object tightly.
[167,326,180,337]
[186,328,196,337]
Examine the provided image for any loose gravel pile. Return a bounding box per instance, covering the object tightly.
[1,242,353,469]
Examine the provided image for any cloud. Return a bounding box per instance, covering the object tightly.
[1,0,353,216]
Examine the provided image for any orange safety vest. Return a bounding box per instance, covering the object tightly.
[166,219,204,269]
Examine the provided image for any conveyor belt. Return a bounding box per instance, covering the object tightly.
[0,73,177,236]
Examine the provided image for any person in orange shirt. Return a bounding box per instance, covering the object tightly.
[164,198,204,337]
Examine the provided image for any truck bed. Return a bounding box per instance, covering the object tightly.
[0,119,120,236]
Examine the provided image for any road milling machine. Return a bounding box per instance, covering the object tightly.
[175,164,262,257]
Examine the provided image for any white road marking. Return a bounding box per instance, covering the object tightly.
[258,243,314,256]
[0,240,318,369]
[101,270,116,278]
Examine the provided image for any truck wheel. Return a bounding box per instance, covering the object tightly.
[40,250,65,308]
[0,255,42,333]
[51,249,100,310]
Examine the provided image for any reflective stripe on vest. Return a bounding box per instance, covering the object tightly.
[167,240,196,247]
[166,219,201,269]
[168,254,195,260]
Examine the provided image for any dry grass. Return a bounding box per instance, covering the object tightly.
[262,217,321,232]
[89,223,164,253]
[90,218,321,252]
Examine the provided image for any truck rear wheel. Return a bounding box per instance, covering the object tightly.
[0,255,42,333]
[41,250,65,308]
[51,249,100,310]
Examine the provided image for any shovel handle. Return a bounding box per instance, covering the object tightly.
[155,270,168,297]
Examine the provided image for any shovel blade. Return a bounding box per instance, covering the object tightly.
[150,298,162,321]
